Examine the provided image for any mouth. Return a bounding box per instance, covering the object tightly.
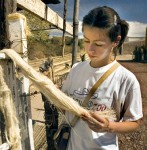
[88,54,96,58]
[88,54,95,57]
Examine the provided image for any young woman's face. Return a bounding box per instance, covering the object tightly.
[83,25,116,67]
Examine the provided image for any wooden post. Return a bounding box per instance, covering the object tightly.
[0,0,17,149]
[0,0,5,49]
[8,13,34,150]
[72,0,79,66]
[145,27,147,50]
[119,44,123,55]
[62,0,67,57]
[0,0,34,149]
[0,0,17,49]
[0,0,7,145]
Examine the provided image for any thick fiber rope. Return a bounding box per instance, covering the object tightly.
[1,49,88,117]
[0,65,21,150]
[0,49,116,120]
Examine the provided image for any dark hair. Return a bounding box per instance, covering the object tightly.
[82,6,129,48]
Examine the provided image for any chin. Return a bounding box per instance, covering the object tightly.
[90,57,101,61]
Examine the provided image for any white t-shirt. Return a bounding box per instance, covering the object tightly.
[62,60,143,150]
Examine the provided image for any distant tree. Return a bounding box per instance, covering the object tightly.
[78,39,84,49]
[20,10,51,41]
[65,36,73,45]
[51,37,62,45]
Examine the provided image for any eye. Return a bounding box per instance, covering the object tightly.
[84,40,90,43]
[95,43,103,46]
[95,42,104,46]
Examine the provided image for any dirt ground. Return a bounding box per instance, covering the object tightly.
[118,61,147,150]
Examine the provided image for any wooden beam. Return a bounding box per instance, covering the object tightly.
[17,0,73,35]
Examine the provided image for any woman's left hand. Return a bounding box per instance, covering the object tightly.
[81,111,110,132]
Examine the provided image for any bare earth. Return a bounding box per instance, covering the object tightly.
[118,61,147,150]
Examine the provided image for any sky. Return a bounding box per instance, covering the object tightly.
[48,0,147,38]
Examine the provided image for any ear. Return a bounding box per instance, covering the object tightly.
[116,35,121,41]
[115,35,121,46]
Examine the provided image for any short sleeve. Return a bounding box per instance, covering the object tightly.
[122,83,143,121]
[61,72,71,94]
[61,62,79,94]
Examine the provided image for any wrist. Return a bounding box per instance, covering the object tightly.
[107,121,115,133]
[104,118,111,132]
[105,118,115,133]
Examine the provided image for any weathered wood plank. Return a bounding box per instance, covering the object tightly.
[7,13,34,150]
[17,0,73,35]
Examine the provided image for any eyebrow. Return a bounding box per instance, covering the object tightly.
[83,35,104,42]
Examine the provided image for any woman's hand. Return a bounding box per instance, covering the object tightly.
[81,111,142,133]
[81,111,110,132]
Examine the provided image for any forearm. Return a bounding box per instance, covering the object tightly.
[81,112,142,133]
[108,119,142,133]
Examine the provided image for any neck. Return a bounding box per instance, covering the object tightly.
[90,56,114,68]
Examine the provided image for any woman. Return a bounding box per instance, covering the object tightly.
[62,6,143,150]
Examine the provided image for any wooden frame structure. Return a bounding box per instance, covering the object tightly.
[17,0,73,35]
[0,0,74,149]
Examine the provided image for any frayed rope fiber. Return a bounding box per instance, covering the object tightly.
[0,49,116,120]
[0,65,21,150]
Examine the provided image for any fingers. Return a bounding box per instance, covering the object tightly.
[81,115,101,132]
[81,111,110,132]
[81,113,103,127]
[89,111,107,123]
[81,111,103,125]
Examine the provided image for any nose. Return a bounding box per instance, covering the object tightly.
[87,43,95,52]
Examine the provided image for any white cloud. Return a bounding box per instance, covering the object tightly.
[127,21,147,37]
[78,21,147,38]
